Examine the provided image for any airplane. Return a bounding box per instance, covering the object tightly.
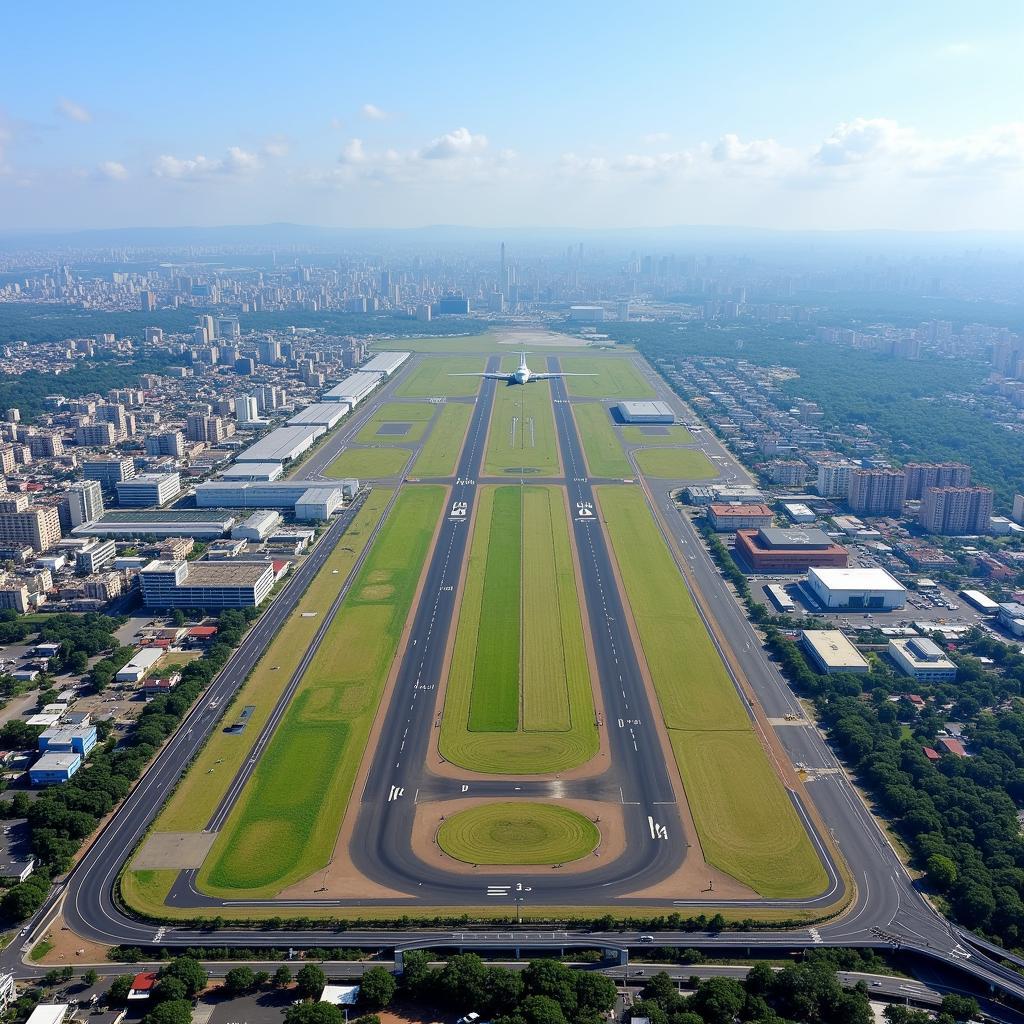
[451,352,596,386]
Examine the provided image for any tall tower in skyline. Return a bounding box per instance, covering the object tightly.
[500,241,507,298]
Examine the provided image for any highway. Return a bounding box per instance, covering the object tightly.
[9,348,1024,1012]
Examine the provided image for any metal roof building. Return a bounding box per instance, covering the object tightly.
[323,371,383,406]
[235,425,324,464]
[219,462,284,482]
[72,510,236,539]
[617,400,675,423]
[287,403,349,429]
[361,351,410,377]
[801,630,870,674]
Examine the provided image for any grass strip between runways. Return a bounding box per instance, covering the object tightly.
[483,358,560,476]
[151,489,394,833]
[197,486,445,897]
[440,484,598,773]
[467,487,521,731]
[412,402,473,477]
[560,356,656,399]
[394,357,484,398]
[324,446,410,479]
[571,404,633,478]
[597,485,827,898]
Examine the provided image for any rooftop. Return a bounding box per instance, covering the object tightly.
[809,566,906,591]
[178,561,274,587]
[91,510,232,523]
[758,526,835,549]
[801,630,869,671]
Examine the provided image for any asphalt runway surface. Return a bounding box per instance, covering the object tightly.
[13,351,1024,1006]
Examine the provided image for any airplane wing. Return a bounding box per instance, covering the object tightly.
[448,372,510,380]
[525,372,598,380]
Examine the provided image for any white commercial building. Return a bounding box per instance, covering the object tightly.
[998,602,1024,638]
[219,462,284,482]
[323,371,384,406]
[195,479,359,510]
[139,559,275,610]
[294,487,344,521]
[73,510,235,539]
[889,637,957,682]
[806,566,907,611]
[782,502,817,524]
[115,647,164,683]
[569,305,605,322]
[235,425,323,464]
[232,510,283,541]
[115,473,181,507]
[287,403,348,430]
[361,351,410,377]
[801,630,870,675]
[617,400,675,424]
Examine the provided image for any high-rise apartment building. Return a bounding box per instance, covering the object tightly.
[847,469,907,516]
[919,486,994,535]
[67,480,104,527]
[1013,494,1024,526]
[75,422,118,446]
[144,431,186,458]
[233,395,260,421]
[903,462,972,500]
[83,458,136,487]
[0,504,62,553]
[816,461,857,498]
[26,433,65,458]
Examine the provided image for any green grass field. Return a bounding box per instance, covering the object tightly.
[374,333,594,354]
[571,404,633,478]
[324,446,410,479]
[467,488,521,732]
[197,487,445,897]
[633,448,718,479]
[437,803,600,865]
[152,489,395,833]
[597,486,826,898]
[483,359,560,476]
[412,403,473,477]
[622,424,694,445]
[559,356,656,398]
[394,357,484,398]
[355,402,435,444]
[440,485,598,773]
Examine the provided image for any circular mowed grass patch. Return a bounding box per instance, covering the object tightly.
[437,802,599,865]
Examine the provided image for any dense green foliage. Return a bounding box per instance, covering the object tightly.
[616,320,1024,507]
[0,608,259,923]
[399,952,615,1024]
[767,622,1024,950]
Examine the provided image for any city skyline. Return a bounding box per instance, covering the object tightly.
[2,1,1024,231]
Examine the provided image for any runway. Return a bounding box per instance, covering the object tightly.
[13,349,1024,1006]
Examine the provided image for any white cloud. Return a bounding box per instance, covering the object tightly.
[813,118,913,166]
[712,133,791,166]
[338,138,367,164]
[56,97,92,124]
[419,127,488,160]
[152,146,261,181]
[262,138,289,158]
[97,160,128,181]
[936,41,978,58]
[361,103,391,120]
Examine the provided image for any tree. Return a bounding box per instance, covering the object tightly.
[485,966,524,1015]
[927,853,958,890]
[436,953,489,1008]
[160,956,207,998]
[284,1002,344,1024]
[940,993,979,1020]
[358,967,396,1010]
[619,1000,667,1024]
[400,950,433,997]
[223,967,257,997]
[690,977,746,1024]
[351,1017,381,1024]
[520,960,577,1016]
[254,971,271,988]
[83,969,99,987]
[273,966,293,989]
[153,978,188,1004]
[517,995,567,1024]
[106,976,134,1005]
[142,1000,194,1024]
[295,964,326,1000]
[574,972,616,1015]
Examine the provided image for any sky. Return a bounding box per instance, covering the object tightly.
[2,1,1024,232]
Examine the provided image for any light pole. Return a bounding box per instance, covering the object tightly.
[515,896,524,925]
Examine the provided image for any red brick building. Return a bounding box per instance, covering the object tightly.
[734,526,848,573]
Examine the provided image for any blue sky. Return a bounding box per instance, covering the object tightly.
[2,1,1023,230]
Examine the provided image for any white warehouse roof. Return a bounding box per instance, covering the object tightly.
[219,462,284,481]
[361,352,410,376]
[808,566,906,592]
[323,372,383,403]
[235,425,324,463]
[287,403,348,429]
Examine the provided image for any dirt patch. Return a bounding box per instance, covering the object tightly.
[34,912,114,965]
[134,831,219,869]
[360,584,395,601]
[377,1001,451,1024]
[412,797,625,875]
[493,329,588,348]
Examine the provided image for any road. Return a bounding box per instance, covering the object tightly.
[9,349,1024,1010]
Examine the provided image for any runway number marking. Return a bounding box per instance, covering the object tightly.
[809,928,822,944]
[486,883,533,897]
[647,816,668,840]
[387,785,405,802]
[575,501,595,521]
[449,501,468,519]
